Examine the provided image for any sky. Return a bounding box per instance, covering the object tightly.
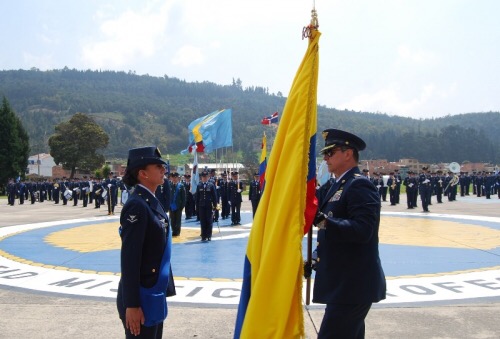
[1,0,499,119]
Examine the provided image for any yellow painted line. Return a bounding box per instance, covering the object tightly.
[380,216,500,250]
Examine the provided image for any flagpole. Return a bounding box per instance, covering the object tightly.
[306,225,313,305]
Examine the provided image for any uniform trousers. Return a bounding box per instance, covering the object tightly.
[199,206,214,240]
[169,208,183,236]
[318,303,372,339]
[231,202,241,224]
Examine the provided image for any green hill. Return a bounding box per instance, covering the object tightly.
[1,68,498,163]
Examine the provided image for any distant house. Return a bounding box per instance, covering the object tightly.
[27,153,56,177]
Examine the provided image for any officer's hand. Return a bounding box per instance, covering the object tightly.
[304,250,318,278]
[313,211,327,226]
[125,307,144,336]
[303,261,313,278]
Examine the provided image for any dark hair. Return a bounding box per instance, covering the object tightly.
[340,146,359,162]
[122,166,145,187]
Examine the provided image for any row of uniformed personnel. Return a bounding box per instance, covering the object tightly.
[5,174,123,215]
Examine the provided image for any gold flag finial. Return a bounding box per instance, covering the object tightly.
[302,3,319,39]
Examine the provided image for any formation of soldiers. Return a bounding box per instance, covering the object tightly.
[155,169,259,242]
[5,172,125,215]
[361,168,500,212]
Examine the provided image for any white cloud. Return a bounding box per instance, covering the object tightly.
[23,52,54,70]
[397,44,439,66]
[81,2,173,68]
[336,82,458,118]
[171,45,204,67]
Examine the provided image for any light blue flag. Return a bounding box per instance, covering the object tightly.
[181,109,233,154]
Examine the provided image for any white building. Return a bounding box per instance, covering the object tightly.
[27,153,56,177]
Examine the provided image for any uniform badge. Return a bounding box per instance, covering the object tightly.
[328,211,333,217]
[330,190,343,202]
[127,215,138,223]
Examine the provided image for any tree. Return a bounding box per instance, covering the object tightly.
[48,113,109,178]
[0,96,30,185]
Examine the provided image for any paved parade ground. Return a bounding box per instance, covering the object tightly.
[0,195,499,338]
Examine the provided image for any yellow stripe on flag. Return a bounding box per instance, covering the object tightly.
[238,29,320,339]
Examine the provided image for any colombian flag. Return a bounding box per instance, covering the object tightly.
[234,28,320,338]
[258,133,267,190]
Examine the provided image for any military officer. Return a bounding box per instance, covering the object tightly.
[7,179,16,206]
[387,172,397,206]
[196,171,217,241]
[208,169,220,222]
[155,174,171,215]
[403,171,417,209]
[219,172,230,220]
[117,146,175,338]
[418,166,431,212]
[228,171,244,225]
[81,176,90,207]
[309,128,386,339]
[183,174,195,220]
[435,170,444,203]
[394,168,402,204]
[53,179,61,204]
[248,172,261,217]
[169,172,186,237]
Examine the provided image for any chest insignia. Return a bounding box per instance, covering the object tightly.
[330,190,343,202]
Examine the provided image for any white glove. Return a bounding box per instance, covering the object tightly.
[107,184,112,188]
[376,185,381,189]
[423,179,430,184]
[237,189,242,193]
[409,183,414,187]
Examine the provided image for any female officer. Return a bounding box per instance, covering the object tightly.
[117,146,175,338]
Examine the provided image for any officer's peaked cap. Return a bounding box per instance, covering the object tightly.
[126,146,167,172]
[201,171,209,176]
[320,129,366,154]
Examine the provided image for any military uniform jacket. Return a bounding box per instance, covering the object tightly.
[313,167,386,304]
[249,180,261,201]
[228,180,244,204]
[196,181,217,208]
[117,185,174,316]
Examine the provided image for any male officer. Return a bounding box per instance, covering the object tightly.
[394,168,402,204]
[81,176,90,207]
[169,172,186,237]
[309,129,386,339]
[155,174,171,214]
[248,172,261,217]
[53,179,60,204]
[219,172,230,220]
[196,171,217,241]
[403,171,417,209]
[228,171,244,225]
[387,172,397,206]
[208,169,220,222]
[435,170,444,203]
[183,174,195,220]
[418,166,431,212]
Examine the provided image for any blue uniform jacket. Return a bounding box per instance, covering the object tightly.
[117,185,175,318]
[313,167,386,304]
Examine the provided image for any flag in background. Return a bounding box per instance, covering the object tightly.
[181,109,233,154]
[234,27,321,339]
[190,148,199,195]
[260,112,279,125]
[258,133,267,190]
